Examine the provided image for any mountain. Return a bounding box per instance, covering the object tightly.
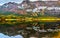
[0,2,18,11]
[0,2,27,15]
[0,1,60,16]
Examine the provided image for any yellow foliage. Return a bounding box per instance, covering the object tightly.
[53,31,60,38]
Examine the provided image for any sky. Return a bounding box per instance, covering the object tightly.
[30,0,38,1]
[0,0,23,5]
[0,33,23,38]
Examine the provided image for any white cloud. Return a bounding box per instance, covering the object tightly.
[29,0,58,1]
[41,0,58,1]
[29,0,38,1]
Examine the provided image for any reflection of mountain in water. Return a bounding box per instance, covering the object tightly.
[0,33,23,38]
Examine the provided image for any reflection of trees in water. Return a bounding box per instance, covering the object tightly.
[0,22,60,38]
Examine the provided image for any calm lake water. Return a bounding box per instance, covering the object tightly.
[0,33,23,38]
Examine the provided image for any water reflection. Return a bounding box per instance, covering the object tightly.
[0,22,60,38]
[0,33,23,38]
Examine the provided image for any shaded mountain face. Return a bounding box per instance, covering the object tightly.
[0,2,27,15]
[0,2,19,11]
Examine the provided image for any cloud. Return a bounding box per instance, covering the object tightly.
[29,0,38,1]
[0,33,23,38]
